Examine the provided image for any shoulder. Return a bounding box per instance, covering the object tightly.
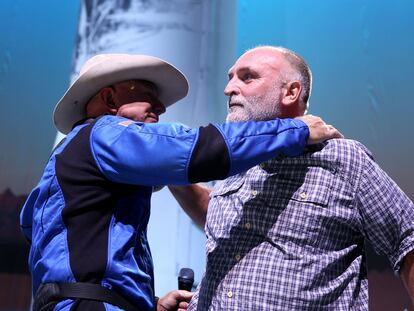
[93,115,134,129]
[319,138,374,162]
[312,139,376,184]
[93,115,192,136]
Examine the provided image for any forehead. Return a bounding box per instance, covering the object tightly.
[228,49,285,75]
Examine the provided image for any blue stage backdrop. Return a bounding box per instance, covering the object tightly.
[0,1,80,309]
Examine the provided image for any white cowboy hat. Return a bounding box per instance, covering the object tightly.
[53,54,189,134]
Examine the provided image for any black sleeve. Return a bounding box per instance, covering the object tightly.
[188,124,230,183]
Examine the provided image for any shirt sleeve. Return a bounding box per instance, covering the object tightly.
[90,116,309,186]
[355,154,414,273]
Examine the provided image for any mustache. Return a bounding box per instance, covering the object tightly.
[228,95,248,107]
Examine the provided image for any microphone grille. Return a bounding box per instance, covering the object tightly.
[179,267,194,280]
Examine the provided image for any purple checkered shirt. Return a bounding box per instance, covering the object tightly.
[188,139,414,310]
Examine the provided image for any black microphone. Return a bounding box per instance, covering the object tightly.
[178,268,194,291]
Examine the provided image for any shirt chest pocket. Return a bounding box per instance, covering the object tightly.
[260,164,334,207]
[287,177,331,207]
[263,166,337,247]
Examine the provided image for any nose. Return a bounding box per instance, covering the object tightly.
[224,78,240,97]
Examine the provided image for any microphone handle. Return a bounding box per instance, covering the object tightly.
[178,279,193,291]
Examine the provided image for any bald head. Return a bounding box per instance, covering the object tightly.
[250,46,312,110]
[245,46,312,111]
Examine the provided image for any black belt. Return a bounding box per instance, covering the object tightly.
[33,282,140,311]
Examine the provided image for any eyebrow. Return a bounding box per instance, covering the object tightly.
[228,67,257,79]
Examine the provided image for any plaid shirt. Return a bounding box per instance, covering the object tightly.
[188,139,414,310]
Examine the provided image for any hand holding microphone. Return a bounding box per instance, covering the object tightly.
[156,268,195,311]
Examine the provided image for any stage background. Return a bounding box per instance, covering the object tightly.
[0,0,412,309]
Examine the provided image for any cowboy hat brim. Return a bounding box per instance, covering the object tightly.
[53,54,189,134]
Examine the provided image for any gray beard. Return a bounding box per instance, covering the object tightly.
[226,93,281,122]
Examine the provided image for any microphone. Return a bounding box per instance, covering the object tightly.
[178,268,194,291]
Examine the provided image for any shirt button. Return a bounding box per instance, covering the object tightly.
[245,222,251,229]
[252,190,258,196]
[227,291,233,298]
[300,192,307,199]
[235,254,241,261]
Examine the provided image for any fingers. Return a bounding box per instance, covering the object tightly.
[326,125,344,139]
[178,301,190,311]
[323,124,343,138]
[179,301,189,308]
[175,289,194,301]
[157,290,193,311]
[296,114,344,145]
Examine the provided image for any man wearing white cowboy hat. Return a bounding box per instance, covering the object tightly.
[20,53,342,311]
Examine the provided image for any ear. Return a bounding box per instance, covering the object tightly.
[281,81,301,106]
[100,87,117,114]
